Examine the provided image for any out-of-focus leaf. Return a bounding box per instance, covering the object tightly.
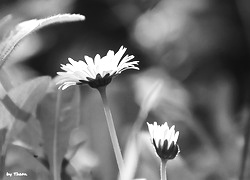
[0,15,18,41]
[136,80,163,116]
[2,76,51,123]
[130,78,164,139]
[0,102,12,130]
[37,86,80,180]
[69,144,99,180]
[5,144,50,180]
[133,68,190,123]
[0,68,14,92]
[0,76,50,179]
[0,15,12,28]
[0,76,50,161]
[64,126,98,180]
[0,13,85,68]
[65,139,86,161]
[63,126,89,180]
[12,117,43,158]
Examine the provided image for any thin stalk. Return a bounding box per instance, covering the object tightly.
[239,107,250,180]
[0,68,14,179]
[52,91,62,180]
[97,86,124,175]
[160,159,167,180]
[0,129,7,179]
[0,151,6,179]
[234,1,250,178]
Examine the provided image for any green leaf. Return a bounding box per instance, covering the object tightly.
[0,13,85,68]
[37,86,80,180]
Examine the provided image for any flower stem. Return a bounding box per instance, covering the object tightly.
[239,107,250,180]
[160,159,167,180]
[97,86,124,175]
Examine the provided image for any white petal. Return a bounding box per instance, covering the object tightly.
[147,122,154,141]
[84,56,93,65]
[116,61,139,74]
[59,82,77,90]
[57,46,139,90]
[78,60,88,68]
[56,72,80,80]
[118,54,134,66]
[106,50,115,58]
[68,58,79,67]
[173,131,179,144]
[113,46,126,66]
[61,64,76,72]
[84,56,97,77]
[94,54,101,65]
[56,78,79,85]
[167,126,175,147]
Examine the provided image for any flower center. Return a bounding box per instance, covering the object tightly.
[85,73,112,88]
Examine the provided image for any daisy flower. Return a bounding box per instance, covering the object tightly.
[56,46,139,90]
[147,122,180,160]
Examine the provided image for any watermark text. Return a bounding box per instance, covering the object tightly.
[6,172,27,177]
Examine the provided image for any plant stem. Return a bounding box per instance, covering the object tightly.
[52,91,62,180]
[160,159,167,180]
[0,68,13,180]
[97,86,124,175]
[239,107,250,180]
[234,1,250,178]
[0,128,7,179]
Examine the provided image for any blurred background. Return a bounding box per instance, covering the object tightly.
[1,0,250,179]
